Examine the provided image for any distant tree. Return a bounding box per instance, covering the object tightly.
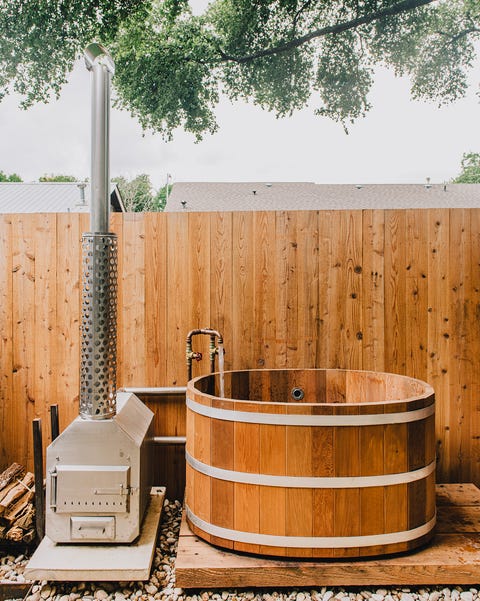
[39,174,77,182]
[0,171,22,182]
[453,152,480,184]
[113,174,155,212]
[153,184,172,212]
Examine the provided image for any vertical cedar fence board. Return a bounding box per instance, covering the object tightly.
[0,210,479,493]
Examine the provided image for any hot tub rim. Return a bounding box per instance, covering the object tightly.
[187,367,434,408]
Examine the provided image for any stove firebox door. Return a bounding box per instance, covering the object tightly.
[52,465,130,513]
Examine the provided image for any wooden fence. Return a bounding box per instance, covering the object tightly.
[0,210,479,489]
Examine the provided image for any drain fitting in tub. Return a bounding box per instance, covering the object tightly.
[291,387,305,401]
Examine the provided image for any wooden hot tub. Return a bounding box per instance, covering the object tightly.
[185,368,436,558]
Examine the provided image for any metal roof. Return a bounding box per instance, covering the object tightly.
[165,182,480,212]
[0,182,125,214]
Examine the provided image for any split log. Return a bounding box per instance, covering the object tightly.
[5,526,24,542]
[0,463,25,492]
[10,503,35,531]
[3,490,35,526]
[17,510,35,532]
[0,473,34,516]
[0,464,37,543]
[0,479,20,504]
[22,528,36,543]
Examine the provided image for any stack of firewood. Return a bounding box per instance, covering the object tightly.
[0,463,36,543]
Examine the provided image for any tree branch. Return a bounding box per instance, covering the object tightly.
[435,26,480,51]
[219,0,438,63]
[448,27,480,44]
[292,0,314,37]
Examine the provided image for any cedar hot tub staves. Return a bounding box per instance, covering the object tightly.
[185,368,436,559]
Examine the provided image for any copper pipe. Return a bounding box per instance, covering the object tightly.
[186,328,224,381]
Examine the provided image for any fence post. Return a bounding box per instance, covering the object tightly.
[32,418,45,541]
[50,404,59,441]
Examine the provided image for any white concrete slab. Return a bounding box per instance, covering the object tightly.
[25,488,165,582]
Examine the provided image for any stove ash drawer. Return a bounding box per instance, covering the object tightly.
[70,516,116,540]
[50,465,131,513]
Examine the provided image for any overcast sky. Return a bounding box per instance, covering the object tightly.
[0,38,479,191]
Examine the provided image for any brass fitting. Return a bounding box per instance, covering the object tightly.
[186,328,224,381]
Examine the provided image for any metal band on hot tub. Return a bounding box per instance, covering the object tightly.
[185,506,436,548]
[186,396,435,426]
[186,450,436,488]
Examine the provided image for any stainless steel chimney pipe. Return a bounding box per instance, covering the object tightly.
[79,43,118,420]
[84,43,115,232]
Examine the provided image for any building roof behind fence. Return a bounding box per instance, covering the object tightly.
[165,182,480,212]
[0,182,125,213]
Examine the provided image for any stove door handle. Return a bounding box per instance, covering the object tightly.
[93,484,128,496]
[49,470,58,510]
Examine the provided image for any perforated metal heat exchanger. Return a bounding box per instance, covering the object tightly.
[79,232,118,419]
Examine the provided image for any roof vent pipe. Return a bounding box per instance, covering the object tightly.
[79,43,118,420]
[76,182,87,206]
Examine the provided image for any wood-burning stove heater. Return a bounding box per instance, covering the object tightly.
[44,43,153,544]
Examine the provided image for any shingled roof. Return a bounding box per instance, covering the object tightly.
[165,182,480,212]
[0,182,125,214]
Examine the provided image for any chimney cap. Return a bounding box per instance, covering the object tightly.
[84,42,115,75]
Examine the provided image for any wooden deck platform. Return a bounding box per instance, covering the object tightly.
[175,484,480,589]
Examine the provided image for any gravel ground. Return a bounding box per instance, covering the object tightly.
[1,502,479,601]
